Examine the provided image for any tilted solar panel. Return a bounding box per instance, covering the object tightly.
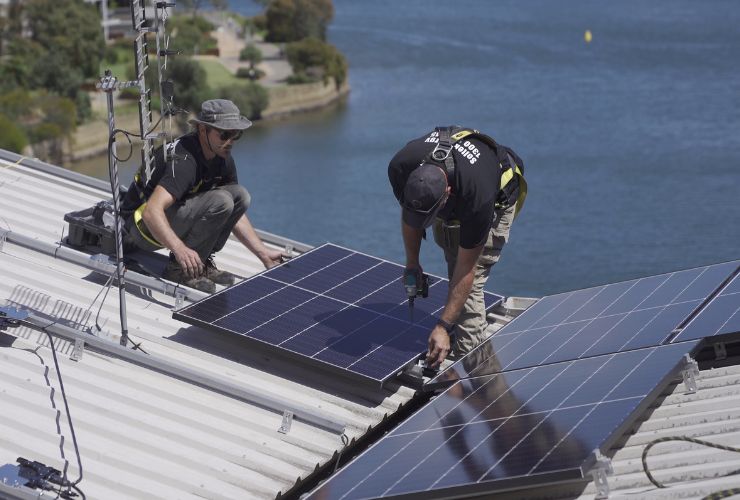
[429,260,737,386]
[174,244,503,385]
[307,341,699,499]
[673,265,740,342]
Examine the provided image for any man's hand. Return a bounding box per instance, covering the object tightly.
[173,245,204,278]
[403,265,423,293]
[426,325,451,368]
[260,248,286,269]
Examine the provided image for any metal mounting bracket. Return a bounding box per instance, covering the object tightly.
[174,290,185,309]
[0,228,7,252]
[588,449,613,499]
[70,338,85,362]
[681,354,700,394]
[278,411,293,434]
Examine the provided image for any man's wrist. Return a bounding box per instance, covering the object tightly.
[436,318,456,335]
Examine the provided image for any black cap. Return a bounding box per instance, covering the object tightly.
[401,163,448,229]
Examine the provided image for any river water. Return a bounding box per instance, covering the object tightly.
[90,0,740,297]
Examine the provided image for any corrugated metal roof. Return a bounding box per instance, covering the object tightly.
[0,154,419,499]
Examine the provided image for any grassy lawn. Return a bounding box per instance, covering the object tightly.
[197,59,240,89]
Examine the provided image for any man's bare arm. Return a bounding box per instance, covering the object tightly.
[232,214,284,269]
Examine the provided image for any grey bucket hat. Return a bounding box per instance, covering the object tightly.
[188,99,253,130]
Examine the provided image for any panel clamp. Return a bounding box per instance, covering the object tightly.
[0,228,7,252]
[278,411,293,434]
[681,354,700,394]
[714,342,727,360]
[587,449,613,499]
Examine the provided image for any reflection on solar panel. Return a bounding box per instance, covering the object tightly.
[307,341,699,500]
[430,260,737,386]
[674,266,740,342]
[174,244,503,385]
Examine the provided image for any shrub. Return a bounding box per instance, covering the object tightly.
[217,83,269,120]
[239,44,263,66]
[286,37,347,88]
[236,67,265,80]
[169,15,217,55]
[286,73,316,85]
[0,113,29,153]
[265,0,334,43]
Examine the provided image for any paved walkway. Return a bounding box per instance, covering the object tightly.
[211,22,293,86]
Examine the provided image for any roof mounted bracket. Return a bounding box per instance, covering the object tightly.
[681,354,700,394]
[278,411,293,434]
[0,228,7,252]
[70,338,85,362]
[174,290,185,309]
[588,449,613,499]
[714,342,727,360]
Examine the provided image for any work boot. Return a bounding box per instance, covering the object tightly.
[163,258,216,293]
[205,255,236,286]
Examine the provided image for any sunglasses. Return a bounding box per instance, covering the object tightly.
[214,129,243,142]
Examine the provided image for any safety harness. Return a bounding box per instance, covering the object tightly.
[426,126,528,219]
[129,139,200,248]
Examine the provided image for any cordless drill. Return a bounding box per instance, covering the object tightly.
[404,270,429,322]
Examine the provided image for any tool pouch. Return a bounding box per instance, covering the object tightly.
[433,218,460,251]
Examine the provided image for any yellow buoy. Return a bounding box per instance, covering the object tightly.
[584,30,593,43]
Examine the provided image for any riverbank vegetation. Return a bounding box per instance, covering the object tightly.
[0,0,103,161]
[0,0,347,165]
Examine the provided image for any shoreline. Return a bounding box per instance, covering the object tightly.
[63,14,350,166]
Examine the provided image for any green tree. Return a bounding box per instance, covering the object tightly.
[286,37,347,88]
[239,44,263,67]
[0,113,28,153]
[166,58,212,114]
[217,83,269,120]
[265,0,334,43]
[169,15,217,55]
[24,0,104,80]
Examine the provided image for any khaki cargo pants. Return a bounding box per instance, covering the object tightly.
[432,204,515,358]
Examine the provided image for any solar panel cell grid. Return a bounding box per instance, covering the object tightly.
[431,261,737,385]
[308,342,699,499]
[674,268,740,342]
[173,244,504,385]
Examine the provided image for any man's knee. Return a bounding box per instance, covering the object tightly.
[218,185,251,212]
[200,189,236,219]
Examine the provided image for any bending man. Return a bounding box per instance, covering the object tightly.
[388,126,526,367]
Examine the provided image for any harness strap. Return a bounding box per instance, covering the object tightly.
[432,126,528,219]
[133,203,163,248]
[431,127,456,181]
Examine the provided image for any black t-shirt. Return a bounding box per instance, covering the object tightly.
[388,129,503,248]
[121,132,238,217]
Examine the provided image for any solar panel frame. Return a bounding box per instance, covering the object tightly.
[428,260,738,388]
[673,265,740,343]
[174,243,504,386]
[306,341,700,499]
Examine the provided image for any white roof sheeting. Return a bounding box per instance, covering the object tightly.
[0,154,417,499]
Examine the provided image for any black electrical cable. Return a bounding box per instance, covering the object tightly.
[642,435,740,496]
[32,325,86,498]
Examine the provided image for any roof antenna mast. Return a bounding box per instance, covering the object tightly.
[96,0,177,347]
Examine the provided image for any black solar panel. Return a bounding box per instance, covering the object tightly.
[174,244,503,385]
[307,341,699,499]
[673,266,740,342]
[430,261,737,386]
